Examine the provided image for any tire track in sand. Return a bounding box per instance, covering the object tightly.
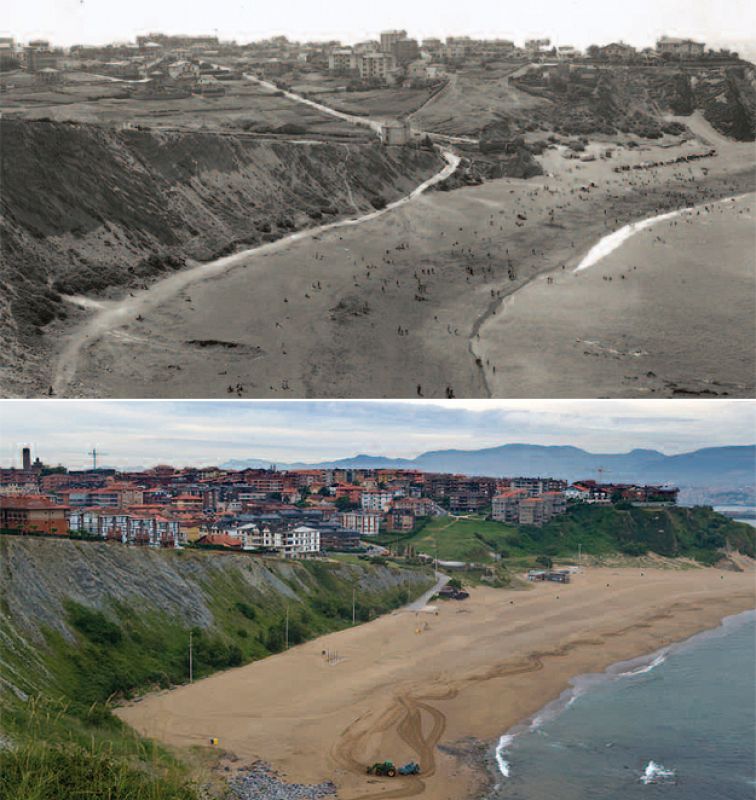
[329,597,747,799]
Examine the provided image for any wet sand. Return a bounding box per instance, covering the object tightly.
[116,565,755,800]
[476,193,756,397]
[49,115,755,398]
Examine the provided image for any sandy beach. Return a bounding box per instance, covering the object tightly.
[116,565,755,800]
[476,192,756,397]
[47,109,755,399]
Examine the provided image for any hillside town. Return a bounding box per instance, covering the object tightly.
[0,447,679,555]
[0,29,743,103]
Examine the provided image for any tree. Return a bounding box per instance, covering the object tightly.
[535,555,553,569]
[335,495,359,512]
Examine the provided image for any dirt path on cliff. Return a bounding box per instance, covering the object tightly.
[50,77,467,397]
[51,147,460,396]
[47,88,755,399]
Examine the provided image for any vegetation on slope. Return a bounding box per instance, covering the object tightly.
[376,504,755,568]
[0,539,433,799]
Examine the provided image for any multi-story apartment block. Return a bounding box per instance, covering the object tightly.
[234,523,320,557]
[358,52,395,81]
[380,30,407,54]
[361,490,394,512]
[518,497,546,526]
[68,508,182,547]
[338,510,381,536]
[491,489,529,523]
[328,47,357,72]
[0,496,69,535]
[509,477,568,496]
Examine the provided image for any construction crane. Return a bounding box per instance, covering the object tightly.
[594,465,609,483]
[87,447,108,471]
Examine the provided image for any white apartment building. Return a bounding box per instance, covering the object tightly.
[234,523,319,557]
[339,510,381,536]
[361,489,394,512]
[68,509,183,547]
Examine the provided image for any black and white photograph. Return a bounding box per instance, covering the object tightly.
[0,2,754,800]
[1,0,754,398]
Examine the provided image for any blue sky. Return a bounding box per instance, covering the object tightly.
[0,400,753,469]
[6,0,753,52]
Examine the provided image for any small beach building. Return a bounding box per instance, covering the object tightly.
[380,119,411,146]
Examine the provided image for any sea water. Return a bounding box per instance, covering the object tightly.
[486,611,756,800]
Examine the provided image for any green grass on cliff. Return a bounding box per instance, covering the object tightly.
[1,551,433,800]
[375,504,754,567]
[0,694,199,800]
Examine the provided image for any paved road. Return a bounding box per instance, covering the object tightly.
[401,571,450,612]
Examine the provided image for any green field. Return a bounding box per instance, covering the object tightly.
[379,515,516,563]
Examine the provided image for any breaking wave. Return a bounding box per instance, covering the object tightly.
[640,760,676,784]
[573,192,753,273]
[618,653,667,677]
[494,734,514,778]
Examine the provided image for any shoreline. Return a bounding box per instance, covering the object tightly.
[572,190,755,273]
[115,565,755,800]
[486,607,756,791]
[44,157,755,400]
[473,181,756,398]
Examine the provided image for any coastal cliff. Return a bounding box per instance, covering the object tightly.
[0,536,433,702]
[0,536,433,797]
[0,118,441,393]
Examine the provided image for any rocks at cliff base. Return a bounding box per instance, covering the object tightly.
[229,762,337,800]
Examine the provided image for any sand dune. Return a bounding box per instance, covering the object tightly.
[116,565,755,799]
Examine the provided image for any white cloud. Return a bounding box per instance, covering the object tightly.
[0,399,753,469]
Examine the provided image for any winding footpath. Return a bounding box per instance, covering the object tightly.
[52,80,462,395]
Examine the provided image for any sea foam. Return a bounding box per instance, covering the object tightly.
[640,760,676,784]
[494,734,514,778]
[618,653,667,677]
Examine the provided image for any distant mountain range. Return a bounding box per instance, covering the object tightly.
[222,444,755,489]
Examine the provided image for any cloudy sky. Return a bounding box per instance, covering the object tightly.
[6,0,753,51]
[1,400,753,469]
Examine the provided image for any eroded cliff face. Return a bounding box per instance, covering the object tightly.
[0,118,441,391]
[510,63,756,141]
[0,536,433,700]
[699,66,756,140]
